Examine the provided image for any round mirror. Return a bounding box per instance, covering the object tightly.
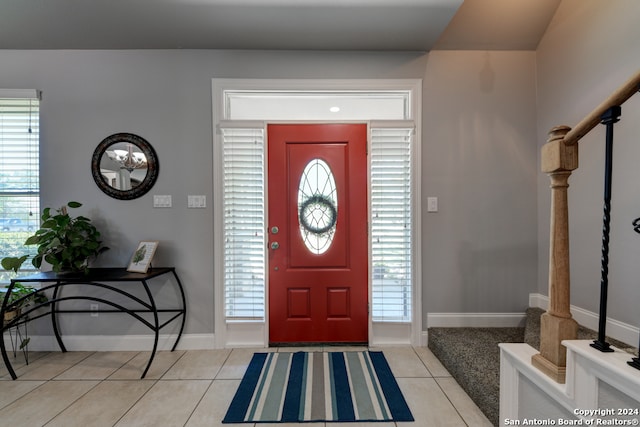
[91,133,159,200]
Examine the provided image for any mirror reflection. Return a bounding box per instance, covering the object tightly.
[91,133,159,200]
[100,142,148,190]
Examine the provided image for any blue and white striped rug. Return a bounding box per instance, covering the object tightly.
[222,350,414,423]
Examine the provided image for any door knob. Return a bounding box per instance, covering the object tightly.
[270,242,280,250]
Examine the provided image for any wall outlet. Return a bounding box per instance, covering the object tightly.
[90,303,99,317]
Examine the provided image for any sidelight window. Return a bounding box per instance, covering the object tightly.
[371,128,413,322]
[221,128,265,320]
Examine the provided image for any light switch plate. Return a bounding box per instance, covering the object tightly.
[153,195,172,208]
[427,196,438,212]
[188,195,206,208]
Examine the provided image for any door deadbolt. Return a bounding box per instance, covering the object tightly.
[271,226,279,234]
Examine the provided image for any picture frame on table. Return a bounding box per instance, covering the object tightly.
[127,241,159,273]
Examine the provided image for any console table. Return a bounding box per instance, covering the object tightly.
[1,267,186,380]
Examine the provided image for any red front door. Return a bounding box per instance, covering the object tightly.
[268,124,368,344]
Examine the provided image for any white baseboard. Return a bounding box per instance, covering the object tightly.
[528,293,548,311]
[426,312,527,328]
[8,298,635,352]
[423,312,526,347]
[3,333,216,352]
[421,331,428,347]
[529,293,639,347]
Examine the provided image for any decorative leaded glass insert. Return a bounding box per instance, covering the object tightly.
[298,158,337,254]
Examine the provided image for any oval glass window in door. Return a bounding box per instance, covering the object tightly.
[298,158,338,254]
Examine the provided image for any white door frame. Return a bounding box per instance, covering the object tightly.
[212,78,422,348]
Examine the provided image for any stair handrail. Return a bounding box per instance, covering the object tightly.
[563,70,640,146]
[533,69,640,383]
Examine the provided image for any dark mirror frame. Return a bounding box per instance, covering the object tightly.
[91,133,159,200]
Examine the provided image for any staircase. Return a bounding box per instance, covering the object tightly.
[427,308,637,426]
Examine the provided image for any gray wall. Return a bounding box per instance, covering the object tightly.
[536,0,640,327]
[0,49,539,337]
[422,50,538,316]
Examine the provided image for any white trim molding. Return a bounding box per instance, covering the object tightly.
[0,89,40,99]
[426,312,527,328]
[529,293,639,346]
[5,333,217,352]
[423,312,527,347]
[500,341,640,425]
[212,78,423,348]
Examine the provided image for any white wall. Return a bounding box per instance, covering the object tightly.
[0,48,539,340]
[536,0,640,328]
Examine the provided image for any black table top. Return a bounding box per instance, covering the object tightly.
[10,267,176,283]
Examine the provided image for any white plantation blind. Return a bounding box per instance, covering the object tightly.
[222,128,266,320]
[371,128,413,322]
[0,90,40,283]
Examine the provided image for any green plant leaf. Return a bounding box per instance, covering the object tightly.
[24,235,40,245]
[40,219,57,229]
[57,216,70,228]
[67,201,82,208]
[1,255,29,273]
[46,237,62,249]
[86,241,99,250]
[32,254,43,268]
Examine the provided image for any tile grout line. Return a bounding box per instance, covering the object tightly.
[184,348,243,427]
[41,379,103,427]
[112,350,189,426]
[109,349,191,427]
[103,351,141,381]
[433,376,473,427]
[42,350,122,426]
[410,346,480,426]
[181,378,215,427]
[410,346,435,379]
[0,379,47,412]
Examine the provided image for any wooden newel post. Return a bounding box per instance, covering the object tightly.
[532,125,579,383]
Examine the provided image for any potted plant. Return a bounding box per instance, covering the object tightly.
[0,282,47,324]
[1,256,49,354]
[1,201,109,275]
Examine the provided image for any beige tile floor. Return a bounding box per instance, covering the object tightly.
[0,346,492,426]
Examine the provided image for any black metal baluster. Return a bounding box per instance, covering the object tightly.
[590,105,621,353]
[629,218,640,369]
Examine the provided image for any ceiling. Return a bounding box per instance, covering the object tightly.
[0,0,561,51]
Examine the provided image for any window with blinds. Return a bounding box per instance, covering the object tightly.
[0,90,40,284]
[222,128,266,320]
[371,128,413,322]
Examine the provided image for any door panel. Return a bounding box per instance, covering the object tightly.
[268,124,368,343]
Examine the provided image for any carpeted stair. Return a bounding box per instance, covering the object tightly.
[428,308,638,427]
